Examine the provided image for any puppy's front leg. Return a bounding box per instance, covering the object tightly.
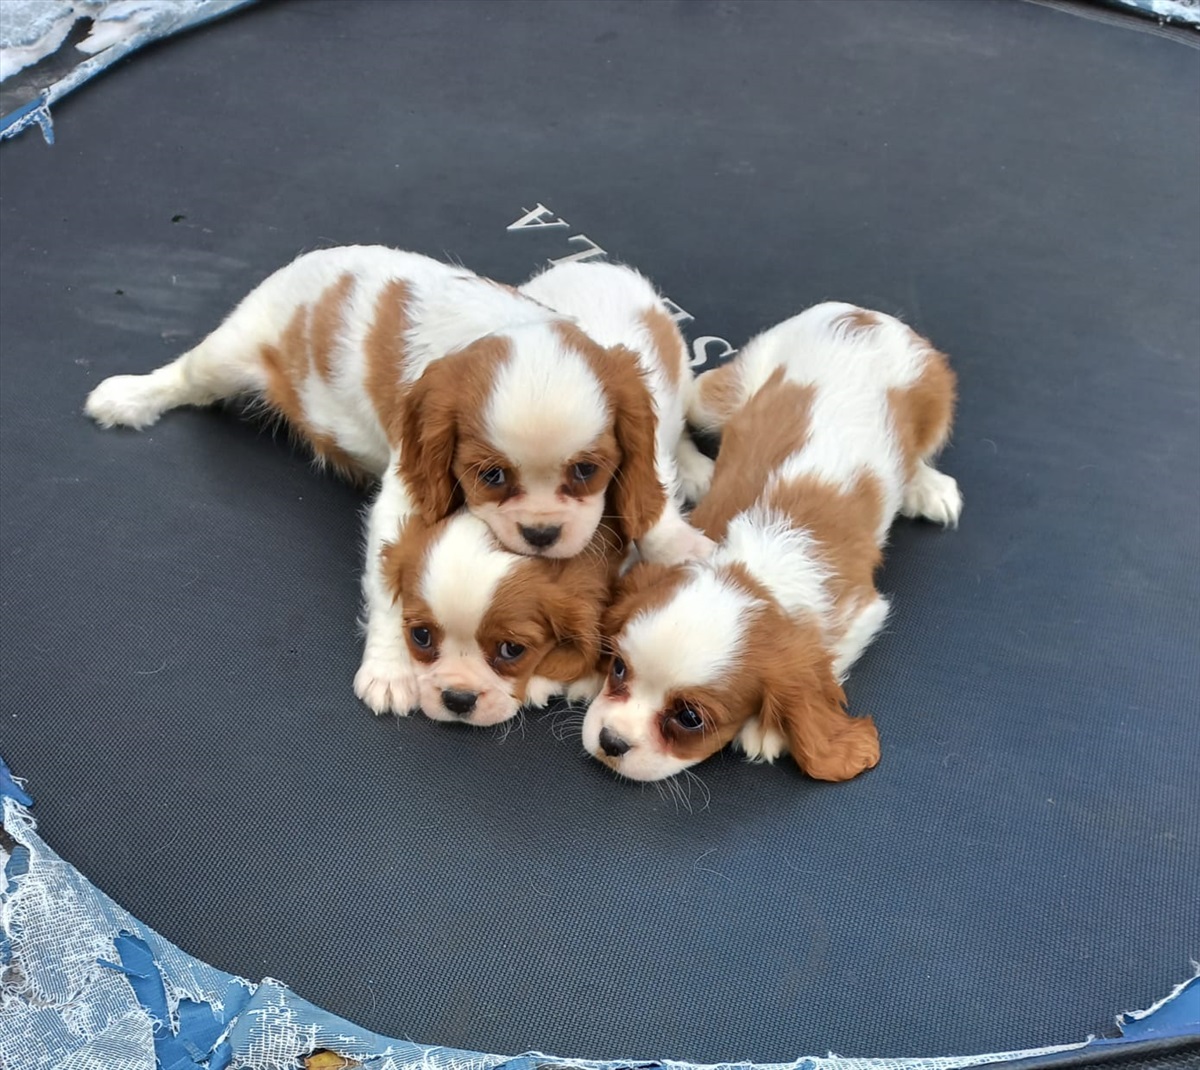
[354,462,421,715]
[675,432,715,505]
[636,507,715,566]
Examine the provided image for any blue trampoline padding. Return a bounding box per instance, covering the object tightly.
[1,757,1196,1070]
[0,0,256,143]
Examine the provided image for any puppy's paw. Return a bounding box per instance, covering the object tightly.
[735,717,787,763]
[85,374,169,430]
[639,518,715,566]
[354,655,420,716]
[563,673,603,704]
[525,675,564,709]
[675,439,715,504]
[901,463,962,528]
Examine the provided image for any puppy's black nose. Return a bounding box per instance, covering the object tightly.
[598,727,630,757]
[441,689,478,716]
[520,524,561,549]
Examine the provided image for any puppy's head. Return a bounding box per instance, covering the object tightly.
[581,562,880,781]
[382,512,619,726]
[399,322,665,559]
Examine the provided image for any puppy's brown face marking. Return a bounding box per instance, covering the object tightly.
[382,514,620,726]
[398,320,670,557]
[588,563,879,783]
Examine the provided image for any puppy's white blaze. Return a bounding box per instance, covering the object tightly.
[715,506,832,625]
[484,327,609,466]
[621,570,756,691]
[419,514,515,635]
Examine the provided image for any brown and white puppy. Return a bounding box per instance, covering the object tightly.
[581,302,963,782]
[382,512,623,726]
[518,260,716,533]
[83,246,702,717]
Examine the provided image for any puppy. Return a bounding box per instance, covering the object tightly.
[382,511,622,726]
[581,302,963,782]
[83,245,698,716]
[518,260,716,537]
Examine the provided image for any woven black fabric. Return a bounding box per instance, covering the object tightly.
[1,0,1197,1062]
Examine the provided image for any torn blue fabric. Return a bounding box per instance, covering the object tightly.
[1098,0,1200,26]
[1,754,1196,1070]
[0,0,257,142]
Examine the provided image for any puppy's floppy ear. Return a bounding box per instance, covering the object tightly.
[532,556,613,683]
[602,345,668,542]
[398,360,463,524]
[758,628,880,782]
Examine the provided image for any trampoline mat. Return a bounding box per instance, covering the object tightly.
[1,0,1198,1062]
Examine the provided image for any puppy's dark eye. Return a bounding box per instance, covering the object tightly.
[497,641,526,661]
[480,467,506,487]
[611,656,627,682]
[410,627,433,649]
[673,705,703,730]
[571,461,598,482]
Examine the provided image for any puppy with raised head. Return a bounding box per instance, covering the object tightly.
[84,245,699,718]
[382,511,623,726]
[518,260,716,532]
[581,302,963,783]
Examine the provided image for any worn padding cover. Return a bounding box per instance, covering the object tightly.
[1,0,1197,1062]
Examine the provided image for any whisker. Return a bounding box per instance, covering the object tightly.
[683,768,712,811]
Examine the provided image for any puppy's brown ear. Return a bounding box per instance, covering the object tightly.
[398,361,463,524]
[602,345,668,541]
[534,638,596,686]
[758,629,880,782]
[533,558,612,683]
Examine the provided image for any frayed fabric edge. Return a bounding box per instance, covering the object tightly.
[0,1,257,144]
[1,757,1194,1070]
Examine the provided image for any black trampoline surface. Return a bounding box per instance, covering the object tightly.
[2,0,1198,1062]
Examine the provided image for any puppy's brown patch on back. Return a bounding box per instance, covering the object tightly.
[887,343,956,478]
[641,307,685,386]
[691,369,815,541]
[259,303,309,424]
[257,281,370,482]
[834,307,881,333]
[766,473,885,622]
[688,361,744,431]
[364,279,412,437]
[310,273,355,381]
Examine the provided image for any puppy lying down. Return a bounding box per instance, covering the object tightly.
[582,302,962,782]
[84,247,705,723]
